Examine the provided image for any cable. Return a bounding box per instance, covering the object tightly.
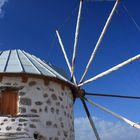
[57,5,79,31]
[46,33,57,59]
[47,4,79,59]
[122,4,140,32]
[84,0,116,2]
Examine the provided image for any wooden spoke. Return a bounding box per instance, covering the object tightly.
[81,99,100,140]
[71,0,83,79]
[79,0,120,83]
[56,30,77,84]
[79,54,140,86]
[85,92,140,99]
[83,97,140,130]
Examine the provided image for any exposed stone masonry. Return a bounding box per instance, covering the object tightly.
[0,77,74,140]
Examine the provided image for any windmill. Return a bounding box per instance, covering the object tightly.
[56,0,140,139]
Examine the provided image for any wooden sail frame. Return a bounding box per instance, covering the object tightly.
[55,0,140,139]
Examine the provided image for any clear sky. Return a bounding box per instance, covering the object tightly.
[0,0,140,139]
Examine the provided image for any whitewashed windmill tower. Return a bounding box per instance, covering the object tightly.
[0,50,76,140]
[1,0,140,140]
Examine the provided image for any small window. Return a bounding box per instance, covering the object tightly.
[0,91,18,116]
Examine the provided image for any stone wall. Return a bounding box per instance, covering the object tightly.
[0,76,74,140]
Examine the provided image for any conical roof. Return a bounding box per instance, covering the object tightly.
[0,49,73,85]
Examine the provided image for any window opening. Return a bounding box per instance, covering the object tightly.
[0,91,18,116]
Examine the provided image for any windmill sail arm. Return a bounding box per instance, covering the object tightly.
[79,0,120,83]
[84,97,140,130]
[56,30,77,84]
[78,54,140,87]
[56,30,71,72]
[71,0,83,79]
[85,92,140,99]
[81,99,100,140]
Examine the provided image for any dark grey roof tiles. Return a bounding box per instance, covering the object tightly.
[0,49,72,84]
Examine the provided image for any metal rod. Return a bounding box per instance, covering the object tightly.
[79,0,120,84]
[81,99,101,140]
[71,0,83,79]
[79,53,140,87]
[56,30,77,84]
[85,92,140,99]
[83,97,140,130]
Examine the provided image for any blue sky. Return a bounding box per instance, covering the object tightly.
[0,0,140,139]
